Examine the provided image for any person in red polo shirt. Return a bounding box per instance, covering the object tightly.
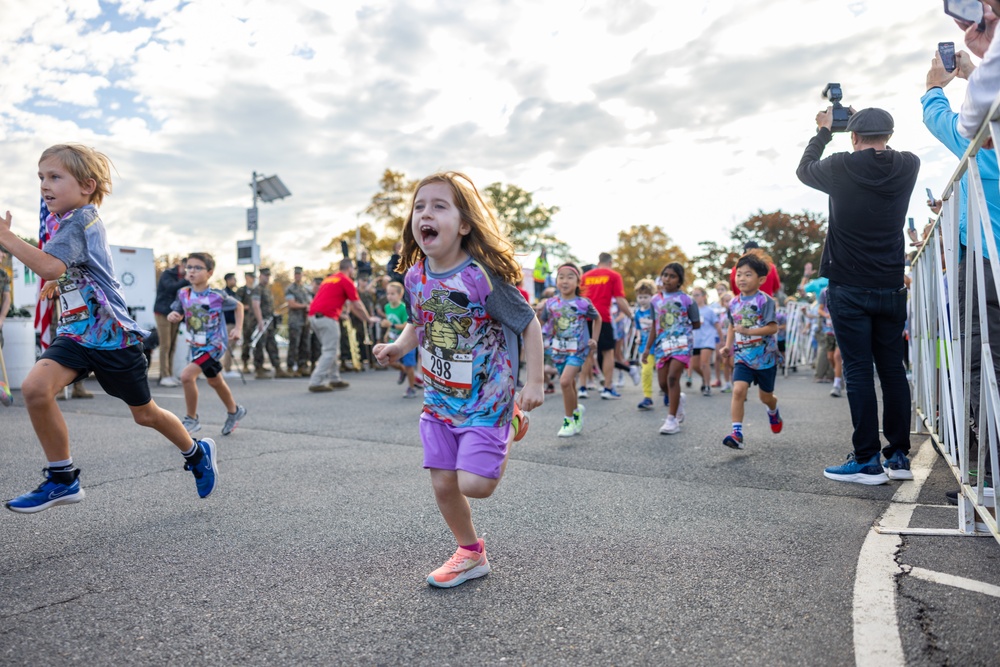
[729,241,782,296]
[580,253,633,399]
[307,258,377,392]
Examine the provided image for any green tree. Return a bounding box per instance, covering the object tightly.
[732,210,827,294]
[613,225,689,300]
[691,240,741,289]
[328,171,572,267]
[692,209,827,295]
[323,169,418,264]
[483,182,568,257]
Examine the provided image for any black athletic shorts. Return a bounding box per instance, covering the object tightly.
[193,352,223,378]
[41,336,151,406]
[597,322,616,352]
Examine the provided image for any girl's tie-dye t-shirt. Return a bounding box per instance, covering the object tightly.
[650,291,699,361]
[539,294,598,363]
[405,258,534,428]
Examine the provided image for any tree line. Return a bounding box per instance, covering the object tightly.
[154,169,828,301]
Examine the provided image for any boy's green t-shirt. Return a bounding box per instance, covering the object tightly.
[384,301,407,342]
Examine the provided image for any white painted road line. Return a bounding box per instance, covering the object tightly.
[904,566,1000,599]
[852,438,937,667]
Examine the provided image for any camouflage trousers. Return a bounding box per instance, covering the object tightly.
[241,318,257,363]
[253,319,281,369]
[287,321,311,369]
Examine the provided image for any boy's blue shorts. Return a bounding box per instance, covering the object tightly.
[732,362,777,393]
[400,348,417,368]
[553,354,584,375]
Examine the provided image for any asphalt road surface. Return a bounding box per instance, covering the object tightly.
[2,368,999,665]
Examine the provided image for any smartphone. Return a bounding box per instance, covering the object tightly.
[944,0,984,26]
[908,217,916,231]
[926,187,934,201]
[939,42,957,72]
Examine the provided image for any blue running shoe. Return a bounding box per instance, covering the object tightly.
[5,468,85,514]
[824,452,888,485]
[883,450,914,481]
[600,388,622,400]
[185,439,218,498]
[637,397,654,411]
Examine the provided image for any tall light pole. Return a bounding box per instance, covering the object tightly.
[243,172,291,273]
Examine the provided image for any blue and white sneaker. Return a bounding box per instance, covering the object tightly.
[5,468,86,514]
[883,450,914,481]
[600,388,622,400]
[637,397,654,411]
[185,439,218,498]
[824,452,889,485]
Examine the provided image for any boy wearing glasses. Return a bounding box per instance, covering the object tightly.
[167,252,248,436]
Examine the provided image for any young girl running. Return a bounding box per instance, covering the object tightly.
[538,263,600,437]
[641,263,700,435]
[690,287,721,396]
[373,171,544,588]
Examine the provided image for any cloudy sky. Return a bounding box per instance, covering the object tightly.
[0,0,978,278]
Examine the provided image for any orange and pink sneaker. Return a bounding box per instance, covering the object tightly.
[426,539,491,588]
[512,404,530,442]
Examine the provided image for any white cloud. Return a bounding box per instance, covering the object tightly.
[0,0,981,280]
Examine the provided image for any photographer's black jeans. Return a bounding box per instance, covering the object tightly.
[827,281,911,463]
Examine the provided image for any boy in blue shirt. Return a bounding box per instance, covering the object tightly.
[721,253,783,449]
[1,144,217,513]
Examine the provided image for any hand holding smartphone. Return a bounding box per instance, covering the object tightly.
[939,42,957,72]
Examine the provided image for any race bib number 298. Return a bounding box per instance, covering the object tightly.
[421,347,473,395]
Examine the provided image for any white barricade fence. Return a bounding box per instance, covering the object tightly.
[782,301,815,376]
[909,96,1000,544]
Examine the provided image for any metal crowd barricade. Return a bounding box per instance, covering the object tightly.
[907,94,1000,544]
[782,301,815,376]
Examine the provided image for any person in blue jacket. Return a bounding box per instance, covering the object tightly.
[923,47,1000,484]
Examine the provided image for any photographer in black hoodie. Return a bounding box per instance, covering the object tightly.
[796,107,919,486]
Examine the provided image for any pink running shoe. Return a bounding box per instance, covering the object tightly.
[512,404,530,442]
[426,539,491,588]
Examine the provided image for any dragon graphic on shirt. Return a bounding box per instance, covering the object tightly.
[421,288,474,350]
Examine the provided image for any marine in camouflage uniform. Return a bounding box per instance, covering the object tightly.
[237,272,257,371]
[285,267,312,376]
[252,268,288,377]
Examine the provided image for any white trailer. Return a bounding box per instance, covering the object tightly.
[110,245,157,331]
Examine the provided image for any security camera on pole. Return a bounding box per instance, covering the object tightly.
[238,172,291,272]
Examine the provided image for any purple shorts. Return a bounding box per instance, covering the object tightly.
[420,413,510,480]
[656,354,690,369]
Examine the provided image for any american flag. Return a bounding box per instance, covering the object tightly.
[34,198,54,350]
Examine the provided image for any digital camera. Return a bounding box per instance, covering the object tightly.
[822,83,853,133]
